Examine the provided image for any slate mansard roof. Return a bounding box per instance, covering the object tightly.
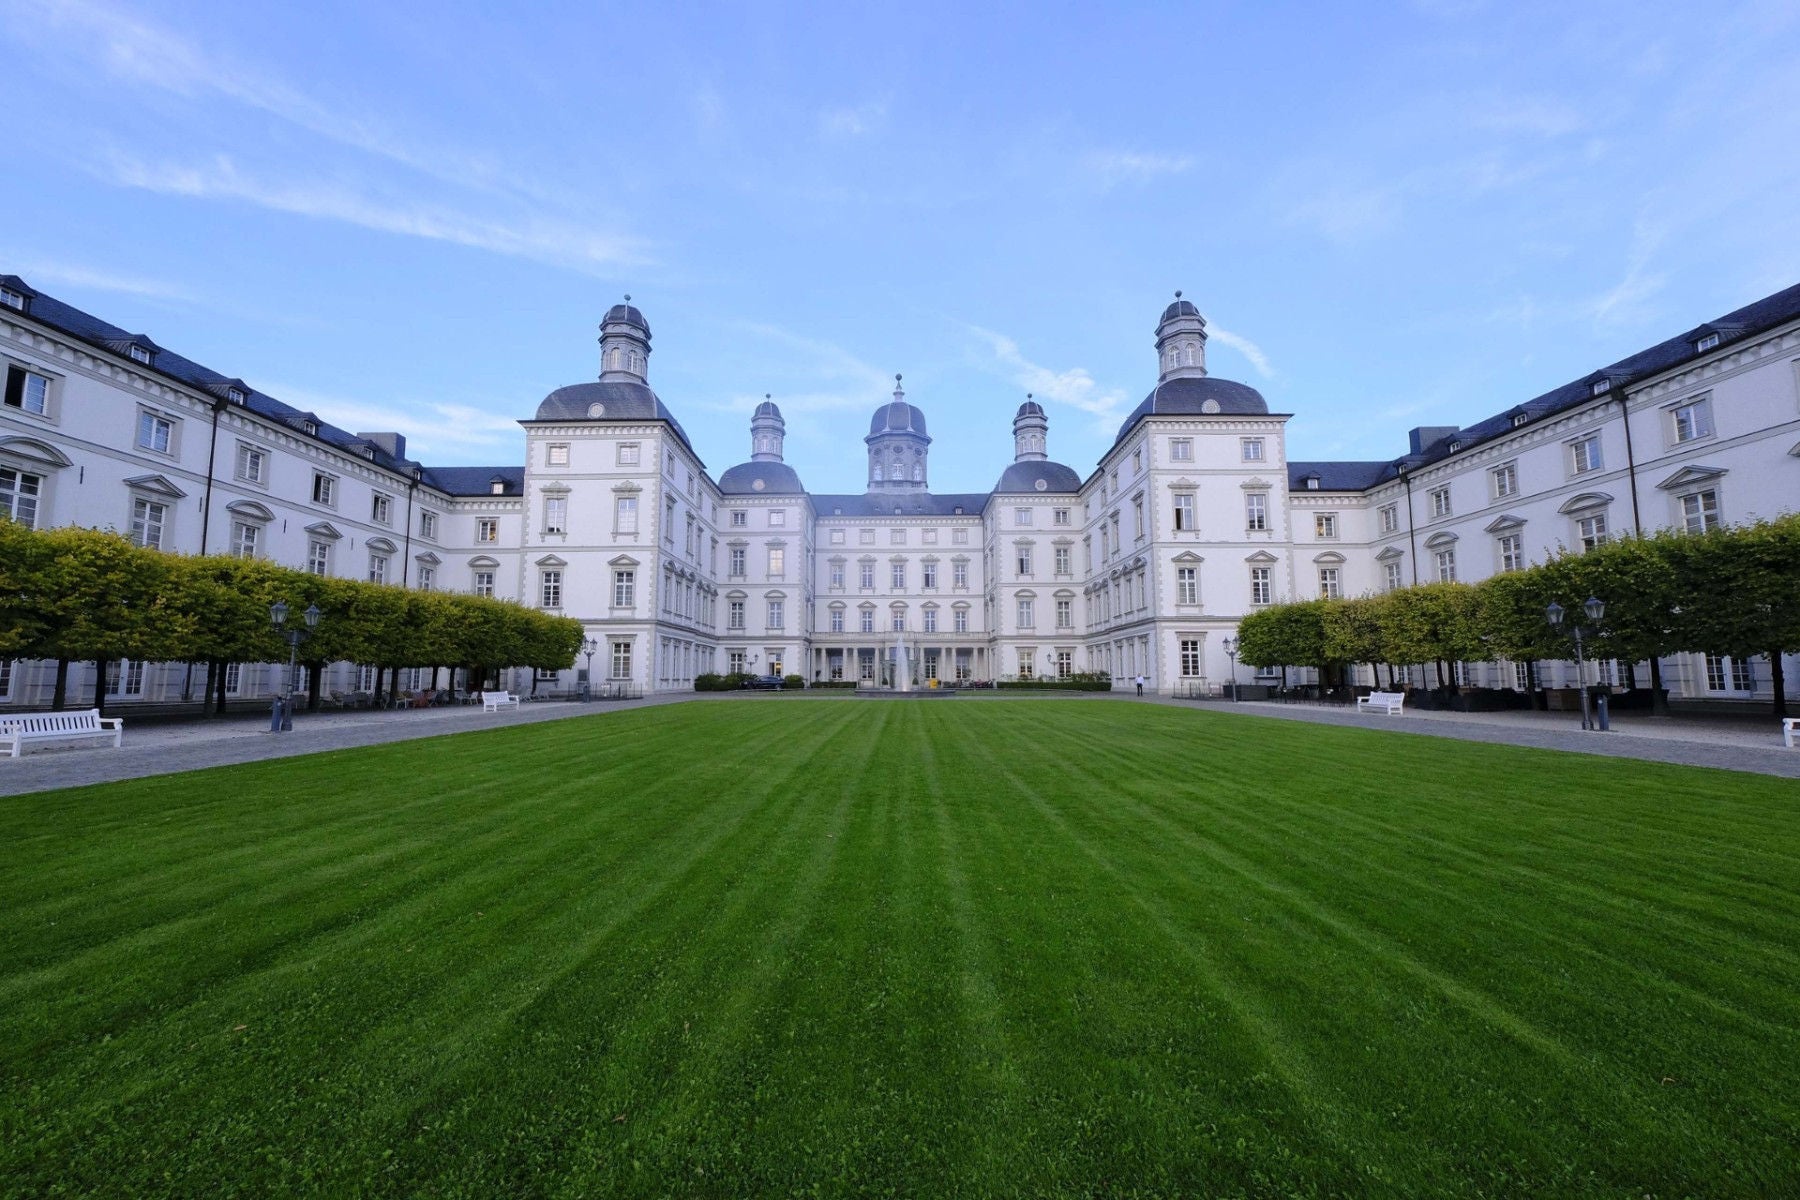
[0,274,525,493]
[531,380,697,455]
[993,460,1083,494]
[717,461,806,495]
[1113,375,1271,446]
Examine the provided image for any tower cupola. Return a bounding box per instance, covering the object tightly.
[864,374,931,492]
[598,294,651,383]
[1012,394,1048,461]
[1155,290,1207,383]
[751,395,785,462]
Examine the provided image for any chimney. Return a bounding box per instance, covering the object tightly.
[1407,426,1459,455]
[356,431,407,460]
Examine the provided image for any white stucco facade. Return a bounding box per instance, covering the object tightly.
[2,274,1797,707]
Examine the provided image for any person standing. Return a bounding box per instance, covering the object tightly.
[1135,673,1145,697]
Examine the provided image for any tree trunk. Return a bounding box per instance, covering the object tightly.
[430,665,440,689]
[374,666,387,707]
[92,660,109,716]
[51,659,69,710]
[308,664,323,712]
[214,660,230,716]
[1435,659,1447,689]
[1648,656,1669,716]
[1770,651,1788,720]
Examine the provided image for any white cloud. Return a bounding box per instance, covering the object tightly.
[263,384,523,461]
[1206,325,1275,379]
[819,102,887,138]
[16,261,194,303]
[966,325,1129,424]
[1286,183,1402,244]
[1082,150,1194,189]
[100,153,650,273]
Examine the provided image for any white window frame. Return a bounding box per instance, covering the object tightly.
[235,442,266,484]
[129,496,167,550]
[136,409,176,454]
[1669,397,1713,445]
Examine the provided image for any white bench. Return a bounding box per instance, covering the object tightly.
[2,709,125,757]
[1356,691,1406,715]
[480,691,521,712]
[1784,717,1798,748]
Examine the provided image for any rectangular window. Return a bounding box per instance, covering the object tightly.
[1180,639,1201,677]
[767,547,784,576]
[1577,513,1608,551]
[1173,493,1195,531]
[1054,546,1071,575]
[952,528,968,545]
[4,365,51,415]
[890,528,906,545]
[953,561,968,588]
[859,608,874,633]
[136,410,174,453]
[1379,503,1398,534]
[1053,507,1071,526]
[830,528,846,545]
[473,570,495,598]
[830,609,845,632]
[544,496,567,534]
[1177,566,1198,604]
[859,528,875,544]
[1429,487,1452,518]
[1570,436,1602,474]
[129,497,166,550]
[729,600,745,630]
[311,473,335,506]
[617,442,640,465]
[417,566,435,592]
[613,569,635,607]
[1171,438,1193,462]
[476,518,498,543]
[1498,534,1523,572]
[612,495,637,533]
[923,607,939,633]
[731,510,747,527]
[830,561,846,588]
[890,562,905,590]
[611,642,632,680]
[1492,463,1518,498]
[890,610,905,632]
[1250,566,1272,605]
[768,509,785,527]
[1696,332,1720,352]
[1055,598,1072,628]
[859,562,875,589]
[540,570,563,608]
[0,287,21,310]
[372,493,392,524]
[1245,493,1267,531]
[1016,598,1034,627]
[1319,567,1341,599]
[1314,513,1338,539]
[1435,548,1457,582]
[1671,398,1713,443]
[105,659,145,697]
[306,538,330,575]
[922,561,937,589]
[1241,438,1265,462]
[0,657,10,697]
[767,600,784,629]
[1705,654,1754,692]
[1383,561,1403,592]
[232,521,259,559]
[368,552,388,583]
[546,442,570,467]
[1681,490,1719,534]
[1015,507,1032,526]
[419,511,437,539]
[953,608,968,633]
[1016,548,1032,576]
[235,443,265,483]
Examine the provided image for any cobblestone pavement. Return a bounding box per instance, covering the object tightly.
[4,691,1797,797]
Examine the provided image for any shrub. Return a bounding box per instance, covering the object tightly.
[782,674,806,690]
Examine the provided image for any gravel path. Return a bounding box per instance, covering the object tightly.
[4,692,1797,797]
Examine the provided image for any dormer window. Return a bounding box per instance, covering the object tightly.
[1696,332,1720,352]
[489,478,506,496]
[227,387,246,404]
[1511,413,1528,428]
[1590,379,1611,396]
[128,345,152,365]
[0,287,24,311]
[301,420,318,436]
[1305,476,1320,490]
[1447,441,1462,453]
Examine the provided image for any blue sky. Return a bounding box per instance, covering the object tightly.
[5,0,1799,493]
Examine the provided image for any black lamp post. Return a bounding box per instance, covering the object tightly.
[1222,636,1240,701]
[581,636,597,700]
[269,601,321,733]
[1546,596,1606,732]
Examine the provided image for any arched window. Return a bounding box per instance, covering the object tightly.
[873,463,884,481]
[912,462,922,481]
[1183,342,1196,366]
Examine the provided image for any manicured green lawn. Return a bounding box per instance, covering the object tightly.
[3,700,1797,1197]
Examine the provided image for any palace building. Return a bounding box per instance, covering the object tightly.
[2,274,1798,706]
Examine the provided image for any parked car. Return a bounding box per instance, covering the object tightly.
[742,674,786,690]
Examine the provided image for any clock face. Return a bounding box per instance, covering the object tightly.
[587,402,606,417]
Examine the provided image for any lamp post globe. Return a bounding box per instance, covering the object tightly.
[1222,636,1240,702]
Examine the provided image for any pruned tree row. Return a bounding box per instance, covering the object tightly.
[1234,514,1800,717]
[0,521,587,713]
